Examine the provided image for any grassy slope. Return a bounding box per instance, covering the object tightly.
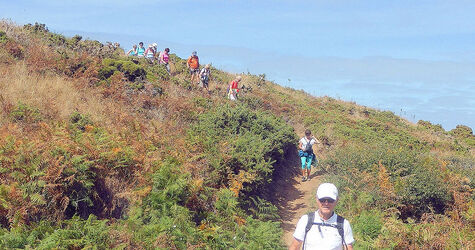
[0,21,473,249]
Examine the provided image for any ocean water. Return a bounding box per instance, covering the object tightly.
[279,78,474,131]
[62,31,475,131]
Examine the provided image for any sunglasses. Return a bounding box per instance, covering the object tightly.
[319,198,335,203]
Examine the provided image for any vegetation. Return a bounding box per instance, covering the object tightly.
[0,20,473,249]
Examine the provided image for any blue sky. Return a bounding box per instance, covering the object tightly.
[1,0,474,129]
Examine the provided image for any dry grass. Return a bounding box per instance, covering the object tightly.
[0,63,110,124]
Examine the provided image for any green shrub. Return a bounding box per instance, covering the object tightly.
[0,31,7,44]
[69,111,93,132]
[417,120,445,133]
[235,217,285,250]
[322,144,452,220]
[127,158,199,249]
[353,209,383,241]
[189,103,296,195]
[0,215,109,249]
[23,22,49,33]
[97,65,116,80]
[100,58,145,81]
[62,155,96,211]
[450,125,473,138]
[169,54,187,74]
[10,102,42,123]
[395,162,452,217]
[36,215,110,249]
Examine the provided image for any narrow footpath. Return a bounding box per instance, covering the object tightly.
[274,167,322,247]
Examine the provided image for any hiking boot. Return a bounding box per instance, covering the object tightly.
[302,176,306,182]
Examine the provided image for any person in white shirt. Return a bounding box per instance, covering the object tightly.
[298,129,319,181]
[290,183,355,250]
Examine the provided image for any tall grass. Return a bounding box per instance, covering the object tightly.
[0,63,108,123]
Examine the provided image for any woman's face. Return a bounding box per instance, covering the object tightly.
[306,134,312,139]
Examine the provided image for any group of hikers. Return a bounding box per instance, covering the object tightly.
[126,42,171,74]
[126,43,242,100]
[292,130,355,249]
[126,42,353,249]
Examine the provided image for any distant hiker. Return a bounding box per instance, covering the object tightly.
[199,64,212,92]
[159,48,171,74]
[298,129,319,181]
[137,42,145,57]
[228,75,241,101]
[126,44,137,56]
[290,183,355,250]
[144,43,157,63]
[187,51,200,84]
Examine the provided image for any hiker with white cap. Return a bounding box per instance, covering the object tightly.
[199,64,212,92]
[144,43,157,63]
[228,75,241,101]
[290,183,355,250]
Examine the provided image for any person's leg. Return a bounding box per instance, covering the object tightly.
[305,156,312,179]
[193,71,198,84]
[300,156,307,181]
[166,64,171,75]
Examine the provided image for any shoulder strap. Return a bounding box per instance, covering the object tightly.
[305,212,314,234]
[302,212,314,250]
[336,215,346,249]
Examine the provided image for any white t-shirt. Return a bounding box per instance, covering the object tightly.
[293,211,355,250]
[299,137,316,151]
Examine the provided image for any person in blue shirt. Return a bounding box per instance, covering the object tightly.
[126,44,137,56]
[137,42,145,57]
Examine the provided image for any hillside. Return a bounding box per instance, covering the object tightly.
[0,21,474,249]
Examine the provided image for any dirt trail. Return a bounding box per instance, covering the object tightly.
[273,166,323,247]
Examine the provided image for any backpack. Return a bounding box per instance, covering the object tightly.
[303,212,346,250]
[303,138,313,153]
[200,68,210,81]
[188,56,199,69]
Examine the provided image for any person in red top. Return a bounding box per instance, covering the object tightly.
[187,51,200,84]
[228,75,242,101]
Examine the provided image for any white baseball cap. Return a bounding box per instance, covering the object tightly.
[316,183,338,200]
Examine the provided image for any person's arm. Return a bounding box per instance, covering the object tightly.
[346,244,353,250]
[126,49,132,56]
[159,53,163,63]
[289,238,302,250]
[299,141,304,151]
[312,136,320,145]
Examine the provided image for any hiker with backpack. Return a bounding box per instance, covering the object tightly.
[298,129,319,181]
[290,183,355,250]
[199,64,212,92]
[228,75,241,101]
[187,51,200,84]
